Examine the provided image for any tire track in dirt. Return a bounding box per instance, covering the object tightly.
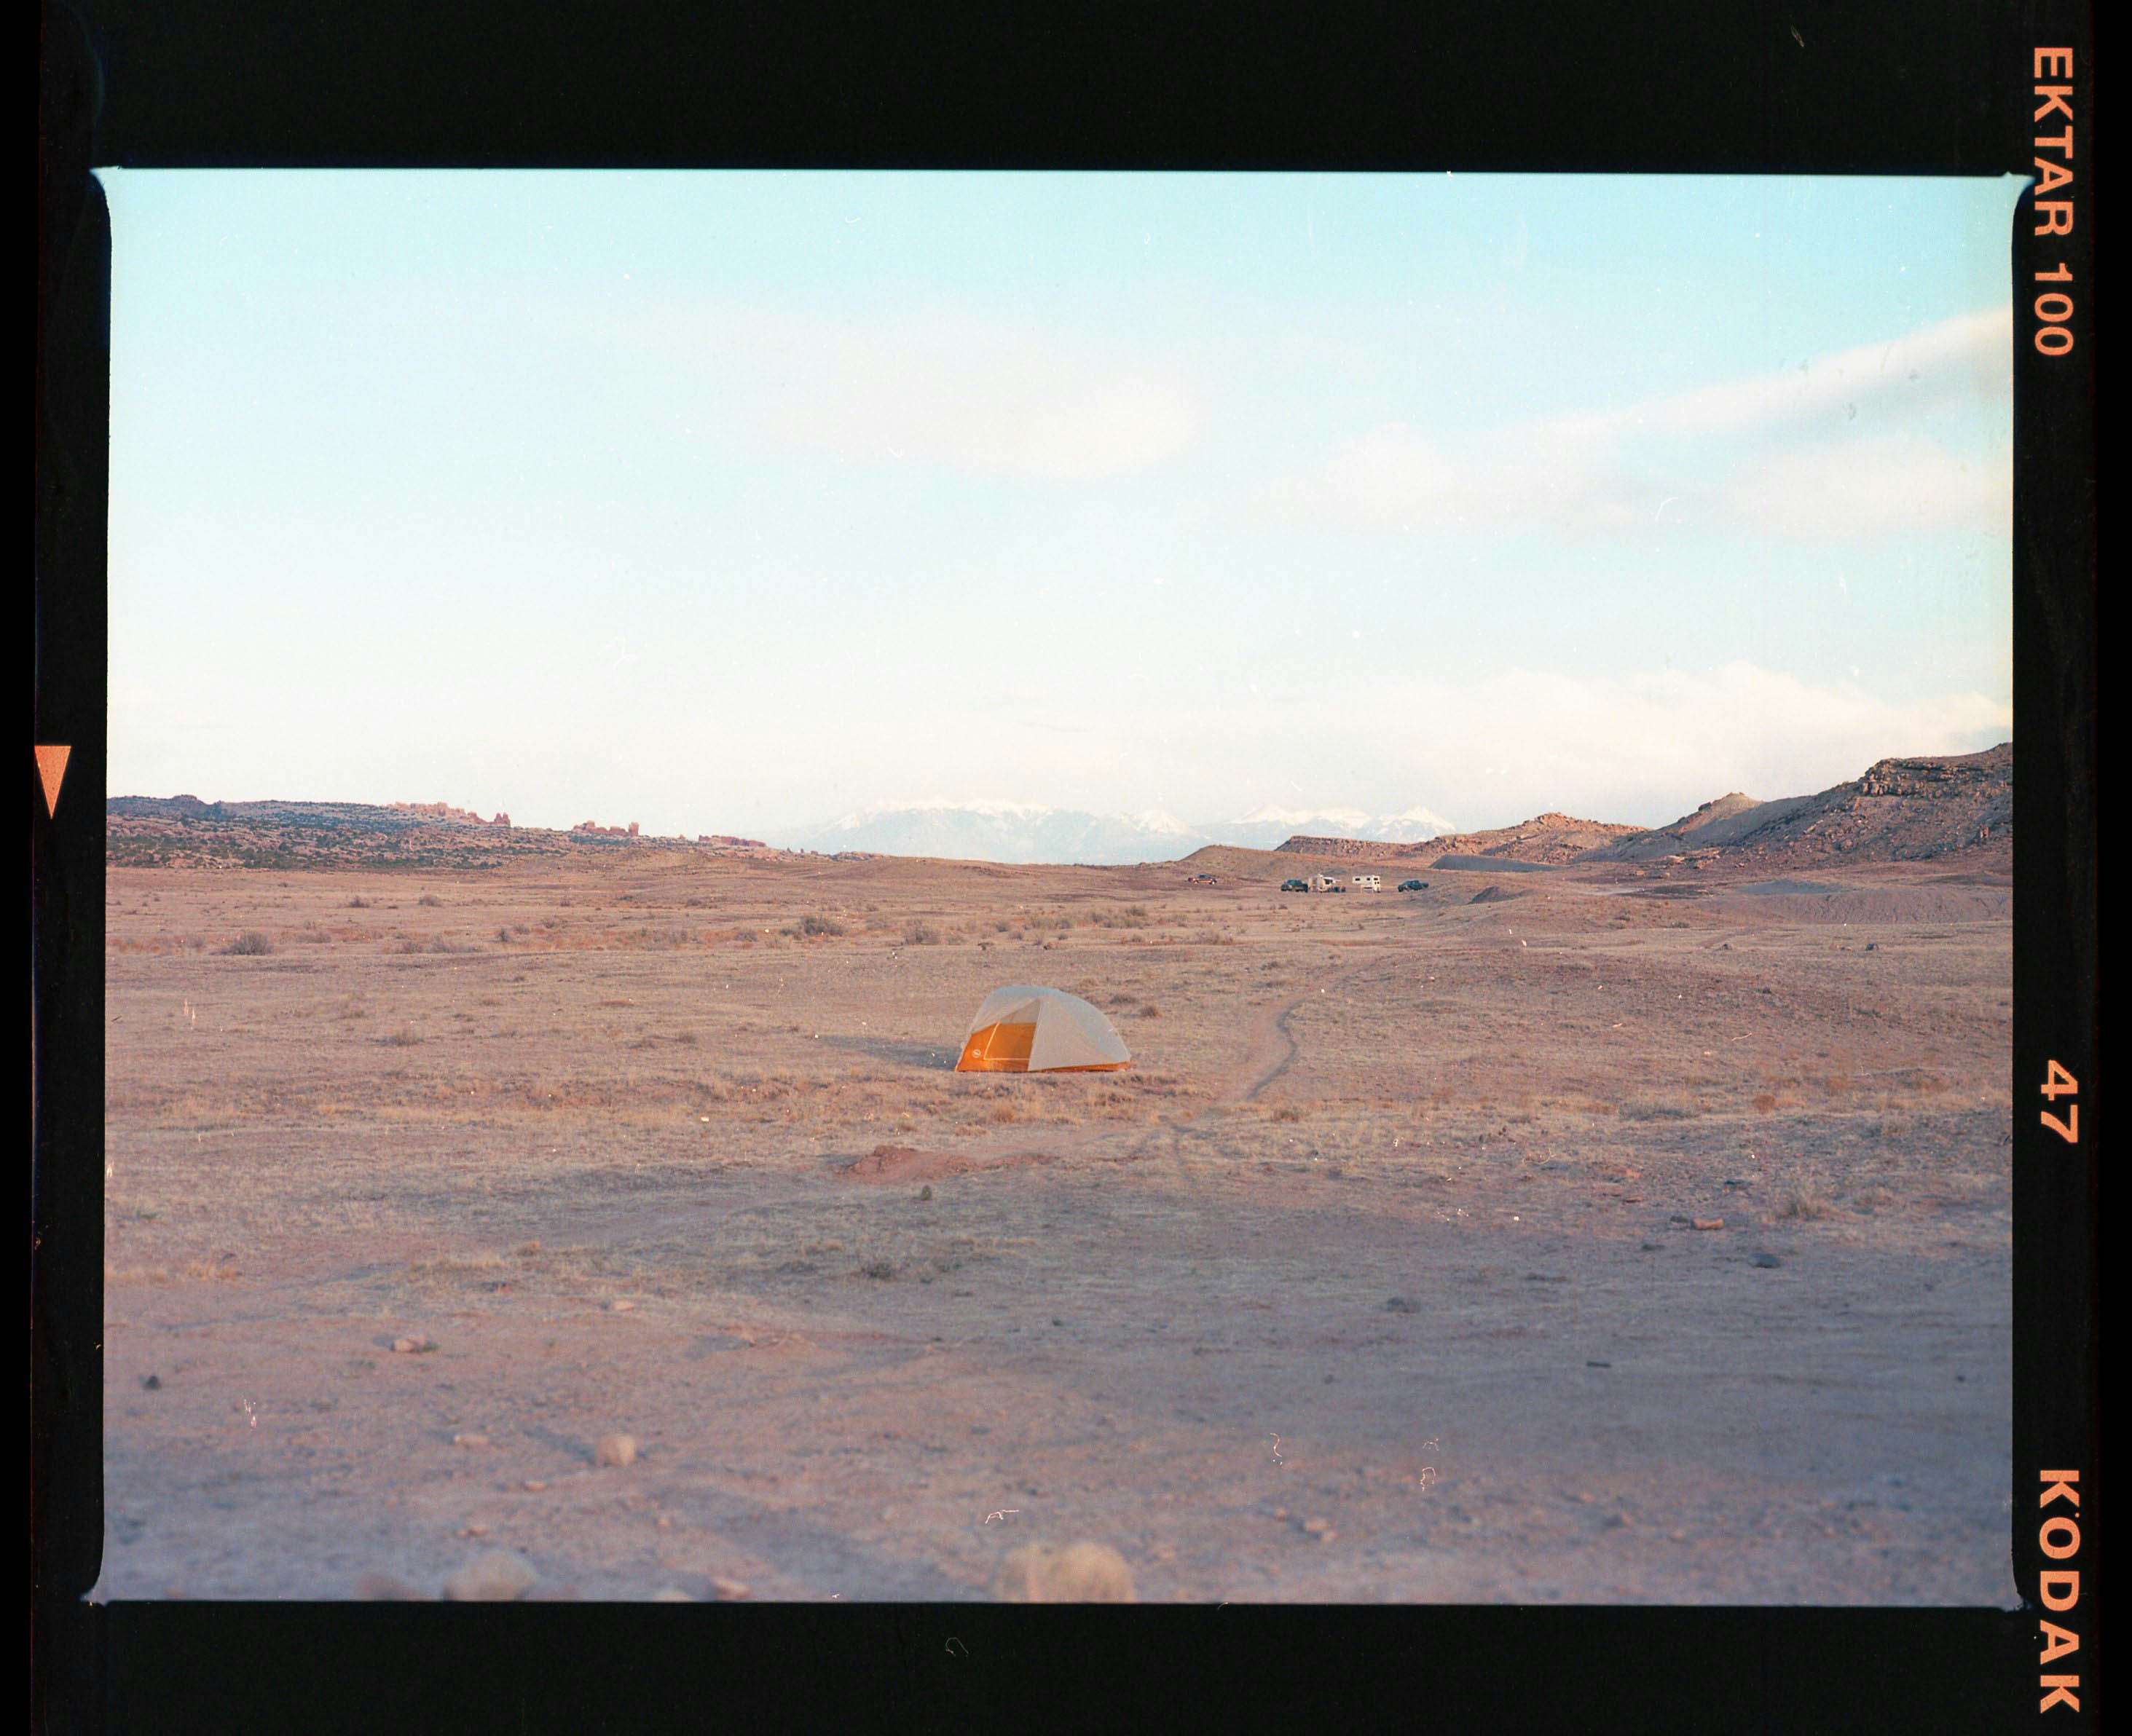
[546,951,1411,1248]
[1213,953,1412,1110]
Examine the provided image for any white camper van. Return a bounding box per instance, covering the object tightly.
[1353,875,1382,892]
[1307,874,1342,893]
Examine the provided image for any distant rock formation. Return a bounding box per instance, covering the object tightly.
[389,801,495,825]
[1281,812,1637,865]
[1576,743,2010,869]
[103,796,564,870]
[1267,743,2012,874]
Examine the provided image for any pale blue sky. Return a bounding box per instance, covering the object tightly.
[103,170,2020,838]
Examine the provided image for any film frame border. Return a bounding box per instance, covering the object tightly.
[35,1,2096,1728]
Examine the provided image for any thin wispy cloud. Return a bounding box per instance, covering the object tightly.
[1256,307,2011,539]
[1109,660,2010,825]
[604,299,1207,479]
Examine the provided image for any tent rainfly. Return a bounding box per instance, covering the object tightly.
[954,985,1132,1073]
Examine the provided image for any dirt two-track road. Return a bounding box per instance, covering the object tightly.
[96,847,2015,1603]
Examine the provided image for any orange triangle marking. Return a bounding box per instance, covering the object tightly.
[34,745,71,816]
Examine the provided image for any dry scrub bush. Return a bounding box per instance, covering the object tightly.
[219,931,275,955]
[418,893,444,907]
[902,921,943,946]
[1777,1187,1837,1221]
[355,1574,430,1601]
[795,913,846,938]
[1620,1099,1696,1121]
[1753,1092,1780,1113]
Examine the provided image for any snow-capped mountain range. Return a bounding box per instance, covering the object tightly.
[770,800,1457,864]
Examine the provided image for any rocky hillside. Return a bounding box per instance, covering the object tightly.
[1280,812,1638,866]
[1271,743,2012,875]
[1578,744,2010,869]
[105,797,768,872]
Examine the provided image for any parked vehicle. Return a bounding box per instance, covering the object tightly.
[1398,879,1428,892]
[1280,878,1309,893]
[1353,875,1382,892]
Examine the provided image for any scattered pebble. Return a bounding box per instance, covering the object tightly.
[1385,1296,1420,1314]
[1691,1218,1726,1231]
[1301,1517,1336,1541]
[391,1337,437,1354]
[443,1551,538,1601]
[452,1432,490,1449]
[595,1433,638,1467]
[1752,1252,1782,1269]
[609,1299,635,1313]
[141,1374,160,1390]
[650,1587,695,1603]
[710,1577,752,1601]
[991,1542,1136,1603]
[919,1185,933,1202]
[1586,1360,1611,1368]
[522,1480,547,1492]
[457,1524,489,1538]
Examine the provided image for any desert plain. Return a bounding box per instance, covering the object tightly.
[96,841,2015,1604]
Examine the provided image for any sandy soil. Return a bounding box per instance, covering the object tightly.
[95,851,2015,1603]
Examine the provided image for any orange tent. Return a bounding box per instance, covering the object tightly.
[955,986,1131,1073]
